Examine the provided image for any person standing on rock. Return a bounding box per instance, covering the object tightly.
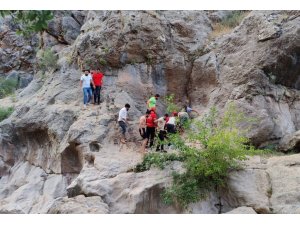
[80,69,95,109]
[147,94,160,111]
[139,110,149,140]
[118,103,131,144]
[141,109,157,153]
[91,70,104,105]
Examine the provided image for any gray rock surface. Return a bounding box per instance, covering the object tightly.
[1,10,300,214]
[48,195,109,214]
[225,206,257,214]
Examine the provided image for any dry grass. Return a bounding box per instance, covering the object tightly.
[210,23,233,38]
[210,11,250,39]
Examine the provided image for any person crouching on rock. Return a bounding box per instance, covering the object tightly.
[80,69,95,109]
[139,110,149,140]
[118,103,131,144]
[155,113,168,153]
[141,109,157,153]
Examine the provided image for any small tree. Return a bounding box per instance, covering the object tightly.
[0,10,54,48]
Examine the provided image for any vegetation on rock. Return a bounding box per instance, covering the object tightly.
[0,78,18,99]
[211,11,249,38]
[0,106,14,122]
[36,48,58,73]
[135,103,264,207]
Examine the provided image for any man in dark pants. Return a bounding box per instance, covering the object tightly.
[92,71,104,105]
[141,109,157,153]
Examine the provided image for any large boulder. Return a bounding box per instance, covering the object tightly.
[278,130,300,152]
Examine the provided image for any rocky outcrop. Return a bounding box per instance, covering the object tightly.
[1,10,300,214]
[278,130,300,152]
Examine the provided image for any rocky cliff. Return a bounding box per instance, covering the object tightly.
[0,10,300,214]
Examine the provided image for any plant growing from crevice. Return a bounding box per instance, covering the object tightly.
[0,78,18,99]
[164,94,180,114]
[36,48,58,73]
[0,106,14,122]
[99,57,107,66]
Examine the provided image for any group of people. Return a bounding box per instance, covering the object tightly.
[80,69,199,151]
[80,69,104,108]
[117,93,199,153]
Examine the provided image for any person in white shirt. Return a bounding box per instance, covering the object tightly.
[166,112,177,134]
[80,69,95,108]
[118,103,131,143]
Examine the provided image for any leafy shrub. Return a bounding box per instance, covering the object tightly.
[37,48,58,72]
[134,153,184,172]
[164,94,180,114]
[0,78,18,99]
[135,103,263,207]
[0,106,14,122]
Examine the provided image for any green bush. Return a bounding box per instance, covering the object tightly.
[0,107,14,122]
[0,78,18,99]
[135,103,263,207]
[164,94,180,114]
[37,48,58,72]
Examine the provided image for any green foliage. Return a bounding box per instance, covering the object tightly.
[0,106,14,122]
[99,58,107,66]
[220,11,248,28]
[37,48,58,72]
[135,103,263,208]
[134,152,183,172]
[0,10,53,36]
[0,78,18,99]
[164,94,180,114]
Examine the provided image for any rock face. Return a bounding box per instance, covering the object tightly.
[1,10,300,214]
[0,11,86,89]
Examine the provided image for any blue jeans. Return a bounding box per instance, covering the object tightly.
[119,121,127,135]
[83,87,92,105]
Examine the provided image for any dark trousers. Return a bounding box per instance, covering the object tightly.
[146,127,156,147]
[94,86,101,104]
[166,124,176,134]
[156,130,167,151]
[139,128,146,139]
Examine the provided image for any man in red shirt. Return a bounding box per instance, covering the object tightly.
[91,70,104,105]
[141,109,157,153]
